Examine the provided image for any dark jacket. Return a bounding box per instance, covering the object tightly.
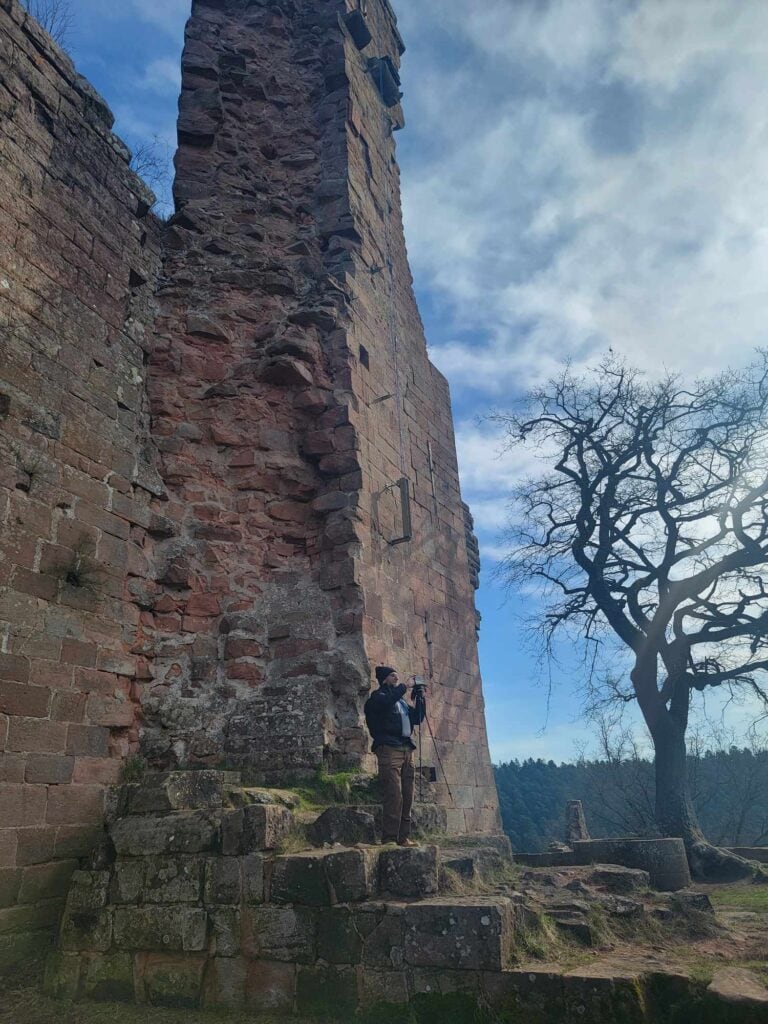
[364,683,426,752]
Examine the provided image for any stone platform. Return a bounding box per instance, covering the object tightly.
[42,772,768,1019]
[43,771,515,1011]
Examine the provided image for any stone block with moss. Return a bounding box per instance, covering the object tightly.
[404,897,514,971]
[297,964,359,1020]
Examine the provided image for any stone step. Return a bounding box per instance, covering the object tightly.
[109,802,295,857]
[313,801,448,839]
[440,845,507,884]
[48,891,520,1006]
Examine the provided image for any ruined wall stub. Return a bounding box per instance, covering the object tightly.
[0,0,162,959]
[148,0,499,831]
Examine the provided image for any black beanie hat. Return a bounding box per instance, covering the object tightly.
[376,666,396,685]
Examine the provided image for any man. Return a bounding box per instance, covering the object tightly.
[364,666,426,846]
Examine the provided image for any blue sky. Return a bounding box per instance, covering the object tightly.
[55,0,768,763]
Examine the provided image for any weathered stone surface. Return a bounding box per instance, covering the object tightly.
[442,846,504,883]
[111,814,220,857]
[566,800,591,844]
[325,848,378,903]
[308,806,376,847]
[316,907,364,965]
[380,845,439,897]
[297,965,358,1020]
[246,960,297,1011]
[144,857,202,904]
[588,865,650,894]
[243,907,315,963]
[404,897,514,970]
[222,805,293,854]
[205,858,242,905]
[125,772,229,814]
[82,953,135,1003]
[243,855,265,904]
[113,907,207,952]
[210,908,241,957]
[110,861,145,904]
[139,953,206,1009]
[44,952,83,999]
[270,852,330,906]
[573,839,691,891]
[66,870,110,911]
[668,890,714,914]
[204,957,247,1009]
[60,909,112,952]
[708,967,768,1008]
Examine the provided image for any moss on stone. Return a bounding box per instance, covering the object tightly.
[411,992,488,1024]
[82,953,134,1003]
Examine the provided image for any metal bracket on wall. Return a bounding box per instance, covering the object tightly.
[374,475,415,548]
[387,476,412,546]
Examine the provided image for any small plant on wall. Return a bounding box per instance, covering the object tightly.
[47,539,104,609]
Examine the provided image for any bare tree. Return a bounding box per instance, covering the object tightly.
[129,136,173,218]
[21,0,73,48]
[497,354,768,880]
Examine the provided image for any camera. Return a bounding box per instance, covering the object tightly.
[411,675,427,695]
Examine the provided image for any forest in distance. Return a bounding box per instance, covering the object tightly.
[494,745,768,854]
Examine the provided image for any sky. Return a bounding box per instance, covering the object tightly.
[53,0,768,763]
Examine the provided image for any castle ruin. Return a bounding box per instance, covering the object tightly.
[0,0,499,964]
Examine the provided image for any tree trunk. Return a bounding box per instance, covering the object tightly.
[652,710,703,845]
[651,709,756,882]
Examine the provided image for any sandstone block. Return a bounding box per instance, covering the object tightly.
[308,806,376,847]
[140,953,206,1009]
[246,960,296,1011]
[82,952,135,1003]
[588,865,650,894]
[144,857,202,904]
[243,854,265,904]
[210,908,240,957]
[270,852,330,906]
[316,907,363,965]
[708,967,768,1009]
[65,869,109,911]
[244,906,315,963]
[60,908,112,952]
[204,956,247,1009]
[114,907,207,952]
[110,812,219,857]
[111,861,145,904]
[380,845,438,897]
[404,897,514,970]
[359,906,405,968]
[222,804,293,853]
[325,847,378,903]
[125,771,227,814]
[297,965,358,1020]
[573,838,691,892]
[205,857,242,905]
[44,952,83,1000]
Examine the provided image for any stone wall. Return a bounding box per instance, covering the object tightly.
[143,0,500,833]
[338,0,499,832]
[0,0,162,961]
[0,0,501,963]
[142,0,372,775]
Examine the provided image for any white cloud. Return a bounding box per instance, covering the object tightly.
[398,1,768,399]
[130,0,189,36]
[141,57,181,94]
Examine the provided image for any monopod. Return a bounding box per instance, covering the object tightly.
[412,678,455,806]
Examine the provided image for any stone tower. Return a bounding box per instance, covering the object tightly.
[146,0,499,832]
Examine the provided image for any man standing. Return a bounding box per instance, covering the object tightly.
[364,666,426,846]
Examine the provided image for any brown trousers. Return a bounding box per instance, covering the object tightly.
[376,745,415,842]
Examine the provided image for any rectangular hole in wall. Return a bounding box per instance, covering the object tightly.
[359,344,370,369]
